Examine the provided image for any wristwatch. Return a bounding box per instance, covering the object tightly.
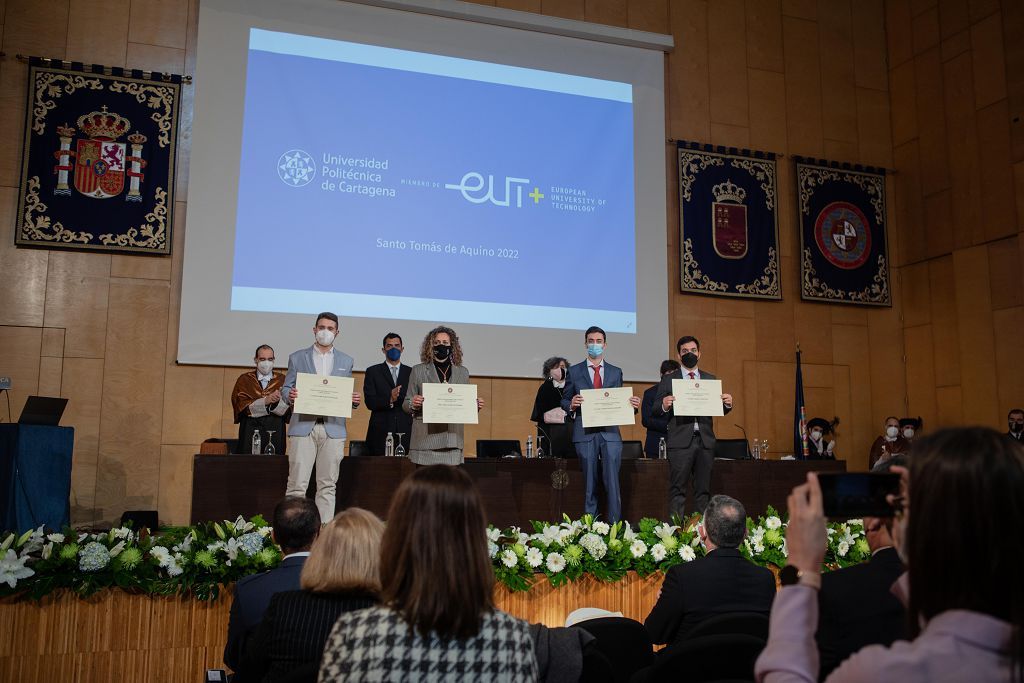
[779,565,821,589]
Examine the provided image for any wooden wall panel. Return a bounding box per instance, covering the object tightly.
[745,0,784,74]
[62,358,105,523]
[951,246,1000,425]
[926,256,960,385]
[782,16,824,155]
[0,326,42,419]
[0,187,47,327]
[66,0,129,66]
[42,253,110,359]
[818,0,857,145]
[969,11,1007,109]
[707,0,749,129]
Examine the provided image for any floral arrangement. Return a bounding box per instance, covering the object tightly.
[0,509,868,599]
[0,515,281,600]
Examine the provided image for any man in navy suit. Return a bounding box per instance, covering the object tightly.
[362,332,413,455]
[654,335,733,519]
[223,496,320,673]
[561,326,641,523]
[281,312,361,522]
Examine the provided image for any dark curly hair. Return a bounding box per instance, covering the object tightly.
[419,325,464,366]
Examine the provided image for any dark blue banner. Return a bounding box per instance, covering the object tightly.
[16,58,182,254]
[796,158,889,306]
[677,142,781,300]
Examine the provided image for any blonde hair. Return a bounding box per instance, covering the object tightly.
[300,507,384,594]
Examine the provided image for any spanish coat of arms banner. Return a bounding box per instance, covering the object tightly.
[677,141,781,300]
[796,157,890,306]
[15,58,182,254]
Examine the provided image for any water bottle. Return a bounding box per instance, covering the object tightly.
[525,436,534,458]
[658,437,667,460]
[251,430,261,455]
[385,432,394,457]
[751,436,760,459]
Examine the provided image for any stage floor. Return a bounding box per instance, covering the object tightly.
[191,456,845,527]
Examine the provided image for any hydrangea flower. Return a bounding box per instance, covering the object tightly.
[78,542,111,572]
[579,533,607,560]
[488,541,499,559]
[525,547,543,568]
[592,521,610,535]
[238,532,264,557]
[650,543,667,562]
[629,539,647,559]
[0,549,34,588]
[679,545,696,562]
[500,549,518,568]
[545,552,566,573]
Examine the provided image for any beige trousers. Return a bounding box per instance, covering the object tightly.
[286,423,345,523]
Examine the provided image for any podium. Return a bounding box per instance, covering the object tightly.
[0,424,74,533]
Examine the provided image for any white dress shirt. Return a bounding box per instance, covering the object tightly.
[313,346,335,376]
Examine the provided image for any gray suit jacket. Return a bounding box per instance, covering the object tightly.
[282,345,355,438]
[402,362,470,464]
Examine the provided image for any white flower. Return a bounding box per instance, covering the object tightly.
[487,527,501,543]
[150,546,172,567]
[630,539,648,558]
[108,541,126,558]
[579,533,607,560]
[488,541,499,559]
[110,527,132,540]
[545,552,566,573]
[77,533,88,543]
[41,543,53,560]
[525,547,544,568]
[557,528,575,546]
[749,526,766,543]
[0,549,34,588]
[690,534,701,548]
[206,541,225,553]
[650,543,667,561]
[679,545,696,562]
[232,516,254,533]
[781,538,788,557]
[764,516,782,530]
[166,560,183,577]
[500,549,518,568]
[622,525,637,542]
[20,528,45,555]
[46,533,65,544]
[653,523,680,542]
[224,538,241,562]
[838,541,850,557]
[592,521,610,535]
[752,541,765,554]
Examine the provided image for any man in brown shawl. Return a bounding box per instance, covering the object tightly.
[231,344,290,454]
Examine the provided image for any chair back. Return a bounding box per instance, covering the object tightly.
[621,440,644,460]
[475,439,523,458]
[632,633,765,683]
[349,440,371,457]
[577,617,654,683]
[684,612,769,641]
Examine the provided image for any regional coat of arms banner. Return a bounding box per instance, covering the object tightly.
[796,158,889,306]
[15,58,182,254]
[677,141,781,300]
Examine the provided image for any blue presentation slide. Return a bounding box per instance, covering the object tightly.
[231,29,637,332]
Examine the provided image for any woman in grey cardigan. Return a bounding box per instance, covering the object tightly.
[402,325,483,465]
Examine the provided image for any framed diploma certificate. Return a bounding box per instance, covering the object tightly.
[294,373,354,418]
[579,387,635,428]
[672,378,724,417]
[422,383,478,424]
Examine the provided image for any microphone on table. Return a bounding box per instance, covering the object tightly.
[734,423,752,459]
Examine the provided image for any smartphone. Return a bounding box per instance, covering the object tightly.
[817,472,900,518]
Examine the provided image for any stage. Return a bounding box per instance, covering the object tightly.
[191,455,845,526]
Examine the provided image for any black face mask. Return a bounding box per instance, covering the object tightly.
[1011,422,1024,434]
[680,352,698,369]
[432,344,451,361]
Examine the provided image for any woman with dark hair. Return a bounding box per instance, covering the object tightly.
[237,508,384,683]
[756,427,1024,682]
[402,325,484,465]
[318,465,538,681]
[530,356,572,458]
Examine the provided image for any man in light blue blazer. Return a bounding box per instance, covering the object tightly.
[561,326,641,523]
[281,312,361,522]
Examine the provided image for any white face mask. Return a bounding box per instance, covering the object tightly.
[315,329,336,346]
[810,430,823,442]
[902,427,914,439]
[886,426,899,439]
[256,360,274,375]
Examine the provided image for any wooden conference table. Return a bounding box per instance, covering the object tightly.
[190,455,845,527]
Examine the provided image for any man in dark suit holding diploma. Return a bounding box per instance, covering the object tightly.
[653,336,733,519]
[561,326,641,523]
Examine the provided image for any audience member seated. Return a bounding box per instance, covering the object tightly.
[756,427,1024,682]
[224,497,320,673]
[644,494,776,650]
[816,458,907,679]
[318,465,538,681]
[1007,408,1023,443]
[868,416,908,469]
[235,507,384,683]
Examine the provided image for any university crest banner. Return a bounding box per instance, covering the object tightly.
[16,58,182,254]
[677,142,781,300]
[796,158,889,306]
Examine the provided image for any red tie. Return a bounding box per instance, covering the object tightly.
[592,365,602,389]
[689,372,695,379]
